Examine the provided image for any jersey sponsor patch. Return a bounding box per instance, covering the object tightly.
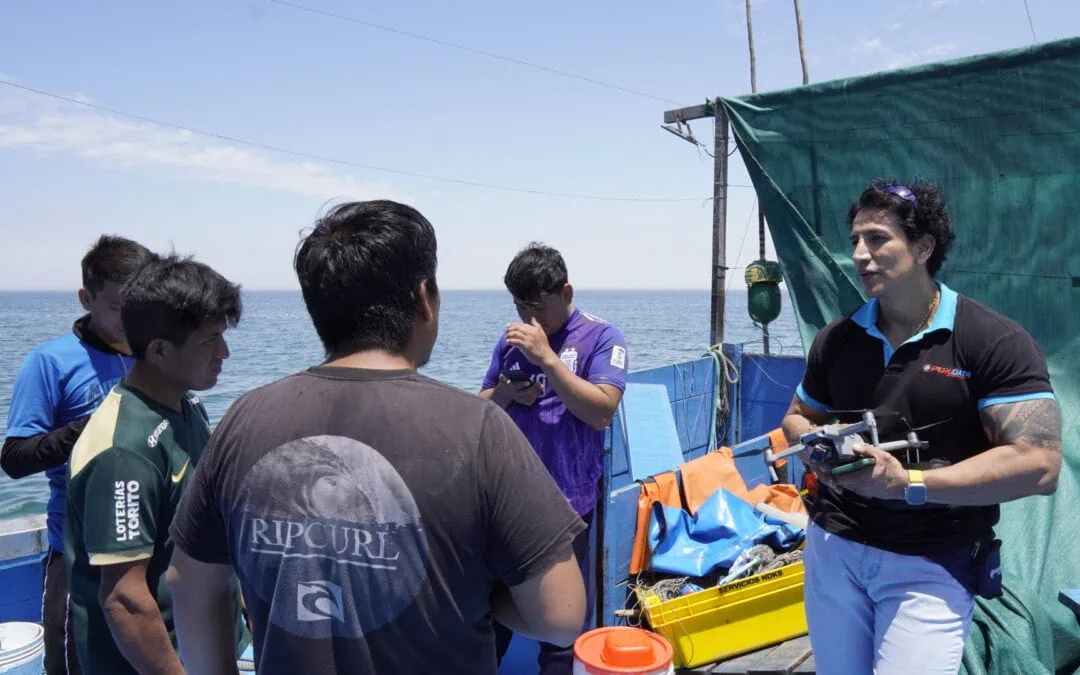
[147,419,169,448]
[114,479,142,542]
[560,347,579,372]
[610,345,627,370]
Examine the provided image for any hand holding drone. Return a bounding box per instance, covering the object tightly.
[767,410,930,476]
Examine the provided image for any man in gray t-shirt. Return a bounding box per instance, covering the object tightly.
[167,200,586,675]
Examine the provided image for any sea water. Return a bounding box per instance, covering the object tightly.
[0,289,802,519]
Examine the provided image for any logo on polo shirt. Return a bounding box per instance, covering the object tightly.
[922,363,971,379]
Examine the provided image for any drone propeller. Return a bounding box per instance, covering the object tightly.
[829,409,953,436]
[827,407,900,417]
[900,416,954,434]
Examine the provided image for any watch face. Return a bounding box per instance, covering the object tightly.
[905,485,928,505]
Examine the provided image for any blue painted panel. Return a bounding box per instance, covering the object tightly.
[729,433,775,490]
[0,553,44,623]
[499,635,539,675]
[673,397,713,453]
[601,486,642,627]
[672,357,709,401]
[734,353,806,488]
[722,345,743,447]
[622,384,686,482]
[737,354,805,441]
[606,356,717,483]
[609,409,631,486]
[684,445,709,462]
[735,450,774,490]
[585,510,599,630]
[628,365,679,400]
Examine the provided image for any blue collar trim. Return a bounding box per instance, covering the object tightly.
[851,283,958,365]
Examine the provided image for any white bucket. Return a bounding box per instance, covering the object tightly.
[0,622,44,675]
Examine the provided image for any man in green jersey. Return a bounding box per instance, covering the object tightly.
[64,254,245,675]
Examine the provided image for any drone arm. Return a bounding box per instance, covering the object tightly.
[874,440,920,453]
[767,443,810,464]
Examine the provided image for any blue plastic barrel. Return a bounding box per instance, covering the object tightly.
[0,622,44,675]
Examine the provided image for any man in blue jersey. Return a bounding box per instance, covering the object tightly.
[2,235,155,675]
[480,242,628,675]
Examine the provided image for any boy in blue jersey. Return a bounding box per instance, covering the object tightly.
[2,235,155,675]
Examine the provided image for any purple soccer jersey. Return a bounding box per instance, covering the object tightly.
[482,309,628,515]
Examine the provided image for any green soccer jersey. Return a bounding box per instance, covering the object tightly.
[64,383,246,675]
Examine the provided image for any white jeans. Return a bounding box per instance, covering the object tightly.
[803,521,974,675]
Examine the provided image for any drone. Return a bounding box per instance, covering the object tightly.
[765,410,936,477]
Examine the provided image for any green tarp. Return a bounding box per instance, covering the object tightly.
[721,37,1080,674]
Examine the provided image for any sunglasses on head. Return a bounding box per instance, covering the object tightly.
[885,184,918,207]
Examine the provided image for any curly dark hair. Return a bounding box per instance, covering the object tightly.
[847,178,956,276]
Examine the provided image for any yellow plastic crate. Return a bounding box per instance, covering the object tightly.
[639,561,808,668]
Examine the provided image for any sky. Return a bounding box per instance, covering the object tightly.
[1,0,1077,290]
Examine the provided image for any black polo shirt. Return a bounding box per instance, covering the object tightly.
[796,283,1055,556]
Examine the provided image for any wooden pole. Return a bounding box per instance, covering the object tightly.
[793,0,809,84]
[744,0,771,354]
[744,0,757,93]
[661,103,728,346]
[711,103,730,347]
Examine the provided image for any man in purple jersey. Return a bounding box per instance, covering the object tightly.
[480,242,628,675]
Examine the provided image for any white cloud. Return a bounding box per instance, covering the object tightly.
[849,37,960,70]
[853,38,885,55]
[924,41,961,58]
[0,84,405,201]
[884,41,960,69]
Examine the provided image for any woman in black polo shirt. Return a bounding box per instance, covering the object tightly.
[782,178,1062,675]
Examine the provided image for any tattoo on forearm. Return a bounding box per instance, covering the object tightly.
[981,398,1063,453]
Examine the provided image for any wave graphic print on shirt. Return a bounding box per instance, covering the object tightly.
[232,435,429,639]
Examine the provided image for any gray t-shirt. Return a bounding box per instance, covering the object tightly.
[170,367,585,675]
